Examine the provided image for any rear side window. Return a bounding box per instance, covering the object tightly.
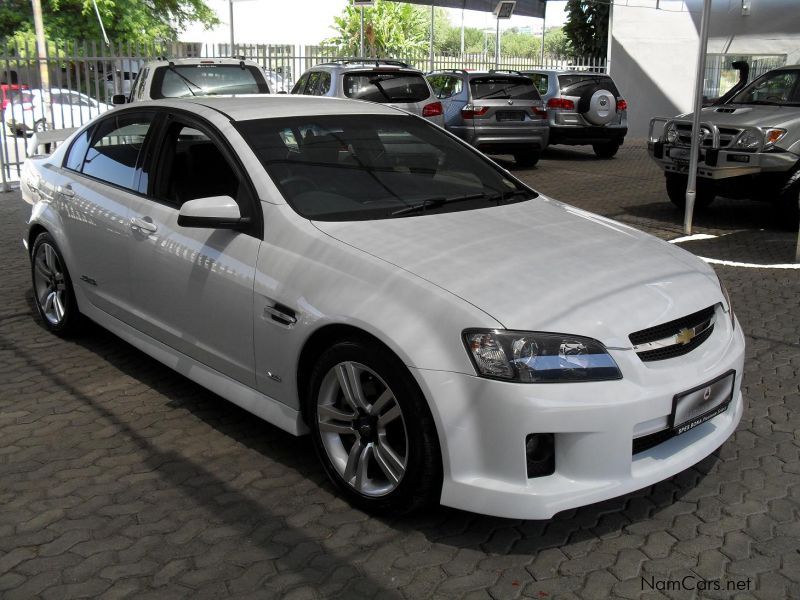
[343,72,431,103]
[558,75,620,97]
[304,71,331,96]
[527,73,549,95]
[292,72,309,94]
[150,64,269,99]
[428,75,463,99]
[64,128,92,172]
[469,77,539,101]
[81,114,153,192]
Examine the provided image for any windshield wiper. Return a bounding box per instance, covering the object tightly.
[391,192,486,216]
[485,189,536,204]
[368,78,393,102]
[167,65,203,97]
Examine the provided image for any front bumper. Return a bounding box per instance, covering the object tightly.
[412,309,745,520]
[648,141,798,180]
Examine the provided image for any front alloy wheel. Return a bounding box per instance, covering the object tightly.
[317,361,408,496]
[307,339,441,515]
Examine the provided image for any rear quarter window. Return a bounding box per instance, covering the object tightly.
[469,77,539,101]
[343,72,431,103]
[558,75,620,97]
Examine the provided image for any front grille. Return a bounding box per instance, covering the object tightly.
[674,124,740,148]
[630,306,716,362]
[633,429,675,455]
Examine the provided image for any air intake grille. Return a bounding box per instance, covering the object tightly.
[630,306,716,362]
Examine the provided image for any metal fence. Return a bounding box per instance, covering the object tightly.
[703,53,786,99]
[0,39,605,179]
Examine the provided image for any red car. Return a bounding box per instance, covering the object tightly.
[1,83,30,111]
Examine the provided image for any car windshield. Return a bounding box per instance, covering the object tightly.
[343,72,430,103]
[558,74,620,97]
[235,114,536,221]
[469,76,539,100]
[151,64,269,99]
[730,69,800,106]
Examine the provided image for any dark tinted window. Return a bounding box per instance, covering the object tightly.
[291,72,309,94]
[526,73,549,95]
[343,72,431,103]
[235,114,534,221]
[469,76,539,100]
[558,74,620,97]
[428,75,462,99]
[151,64,269,99]
[64,128,92,172]
[309,71,331,95]
[81,114,153,191]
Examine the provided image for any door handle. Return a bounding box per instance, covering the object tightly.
[264,304,297,326]
[57,184,75,197]
[130,216,157,233]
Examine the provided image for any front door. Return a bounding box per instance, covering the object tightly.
[126,113,262,387]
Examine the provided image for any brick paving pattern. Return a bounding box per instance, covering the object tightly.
[0,141,798,599]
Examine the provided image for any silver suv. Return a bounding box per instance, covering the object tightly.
[522,70,627,158]
[648,65,800,226]
[292,59,444,127]
[426,69,549,167]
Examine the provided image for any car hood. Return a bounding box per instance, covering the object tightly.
[313,197,723,347]
[680,104,800,131]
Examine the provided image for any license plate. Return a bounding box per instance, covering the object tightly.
[671,370,735,435]
[495,111,525,122]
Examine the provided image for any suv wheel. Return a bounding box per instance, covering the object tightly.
[775,170,800,231]
[513,151,541,168]
[306,338,442,515]
[665,173,715,210]
[592,142,620,159]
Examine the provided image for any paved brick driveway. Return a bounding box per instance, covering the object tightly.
[1,142,798,599]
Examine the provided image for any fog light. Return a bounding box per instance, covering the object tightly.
[525,433,555,478]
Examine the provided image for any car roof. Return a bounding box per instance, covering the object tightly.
[144,57,262,68]
[521,69,612,77]
[311,60,423,73]
[133,95,407,121]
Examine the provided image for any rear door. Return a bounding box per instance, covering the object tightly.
[467,75,545,135]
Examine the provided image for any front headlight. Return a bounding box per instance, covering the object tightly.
[734,129,762,151]
[717,275,735,330]
[463,330,622,383]
[664,124,678,144]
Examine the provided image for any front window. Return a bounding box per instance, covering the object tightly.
[235,114,535,222]
[150,64,269,99]
[469,76,539,101]
[343,72,431,103]
[730,69,800,106]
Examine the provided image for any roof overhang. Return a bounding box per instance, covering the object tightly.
[388,0,546,19]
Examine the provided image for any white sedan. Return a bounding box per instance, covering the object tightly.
[5,88,110,136]
[20,96,745,519]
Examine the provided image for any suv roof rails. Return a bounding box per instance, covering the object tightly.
[322,58,411,68]
[488,68,523,76]
[431,68,469,75]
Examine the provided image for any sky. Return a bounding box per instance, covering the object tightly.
[181,0,569,46]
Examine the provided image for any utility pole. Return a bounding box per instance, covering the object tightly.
[31,0,49,97]
[360,6,365,57]
[494,17,500,69]
[229,0,235,55]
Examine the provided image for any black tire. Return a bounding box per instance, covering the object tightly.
[305,337,442,516]
[30,232,81,336]
[592,141,620,159]
[665,173,716,210]
[775,169,800,231]
[513,151,540,168]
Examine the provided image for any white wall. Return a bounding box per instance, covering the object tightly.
[609,0,800,137]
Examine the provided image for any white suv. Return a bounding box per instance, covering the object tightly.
[118,57,271,104]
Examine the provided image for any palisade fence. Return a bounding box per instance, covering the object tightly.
[0,39,606,179]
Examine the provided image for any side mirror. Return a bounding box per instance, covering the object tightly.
[111,94,127,105]
[177,196,248,229]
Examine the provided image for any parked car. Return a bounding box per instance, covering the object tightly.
[104,59,143,98]
[292,59,444,127]
[521,69,628,158]
[121,57,270,104]
[4,88,111,136]
[21,96,744,519]
[427,69,549,167]
[648,64,800,226]
[1,83,30,111]
[265,68,292,93]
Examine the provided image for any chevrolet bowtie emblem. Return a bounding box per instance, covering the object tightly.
[675,327,696,345]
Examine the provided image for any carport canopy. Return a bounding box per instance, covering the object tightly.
[389,0,546,18]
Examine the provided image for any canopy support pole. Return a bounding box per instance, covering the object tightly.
[430,2,435,71]
[684,0,712,235]
[495,16,500,68]
[360,6,365,57]
[540,2,546,66]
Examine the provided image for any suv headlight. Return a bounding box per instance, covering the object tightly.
[463,330,622,383]
[664,123,678,144]
[734,129,762,151]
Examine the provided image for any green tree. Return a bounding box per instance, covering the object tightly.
[563,0,609,57]
[325,0,431,57]
[0,0,219,43]
[500,29,540,59]
[544,27,571,58]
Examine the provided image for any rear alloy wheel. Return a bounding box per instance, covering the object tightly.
[592,141,620,159]
[665,173,716,210]
[307,339,441,515]
[514,151,541,168]
[31,233,80,336]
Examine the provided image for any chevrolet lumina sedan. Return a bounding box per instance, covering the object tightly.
[21,96,745,519]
